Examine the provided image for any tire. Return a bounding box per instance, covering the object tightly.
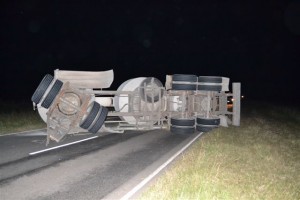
[172,83,197,90]
[197,76,222,92]
[139,77,164,103]
[88,106,108,133]
[196,116,220,132]
[41,79,63,108]
[197,85,222,92]
[31,74,54,104]
[172,74,197,90]
[171,118,195,126]
[80,102,101,129]
[196,116,220,126]
[173,74,198,82]
[170,126,195,134]
[198,76,222,83]
[196,125,215,132]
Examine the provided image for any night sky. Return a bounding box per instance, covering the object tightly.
[1,0,299,105]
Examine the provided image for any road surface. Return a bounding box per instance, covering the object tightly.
[0,129,202,200]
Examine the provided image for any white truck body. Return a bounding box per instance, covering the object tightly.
[31,69,241,145]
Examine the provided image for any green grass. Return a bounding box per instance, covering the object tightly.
[0,100,46,134]
[140,102,300,200]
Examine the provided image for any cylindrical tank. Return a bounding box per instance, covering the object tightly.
[113,77,164,124]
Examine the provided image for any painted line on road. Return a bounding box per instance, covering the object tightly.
[120,132,204,200]
[29,136,99,156]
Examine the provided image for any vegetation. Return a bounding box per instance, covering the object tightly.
[140,101,300,200]
[0,100,45,134]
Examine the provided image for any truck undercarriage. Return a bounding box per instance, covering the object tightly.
[31,69,241,145]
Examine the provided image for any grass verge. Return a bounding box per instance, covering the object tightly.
[139,101,300,200]
[0,101,45,134]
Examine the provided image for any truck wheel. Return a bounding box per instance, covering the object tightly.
[80,102,101,129]
[173,74,198,82]
[196,117,220,125]
[197,85,222,91]
[171,117,195,126]
[196,116,220,132]
[172,74,197,91]
[172,84,197,90]
[170,118,195,134]
[41,79,63,109]
[31,74,54,104]
[197,76,222,91]
[88,106,108,133]
[198,76,222,83]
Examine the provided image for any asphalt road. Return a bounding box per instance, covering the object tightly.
[0,129,201,200]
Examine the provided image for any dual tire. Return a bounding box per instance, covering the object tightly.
[171,75,223,92]
[171,74,197,91]
[170,116,220,134]
[170,117,195,134]
[197,76,223,92]
[196,116,220,132]
[31,74,63,109]
[31,74,108,134]
[80,102,108,133]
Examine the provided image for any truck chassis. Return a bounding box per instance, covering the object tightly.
[31,69,241,145]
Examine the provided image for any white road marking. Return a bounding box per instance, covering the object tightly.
[29,136,99,156]
[120,132,204,200]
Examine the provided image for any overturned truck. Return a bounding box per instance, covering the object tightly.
[31,69,241,145]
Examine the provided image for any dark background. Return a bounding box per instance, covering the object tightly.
[1,0,299,105]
